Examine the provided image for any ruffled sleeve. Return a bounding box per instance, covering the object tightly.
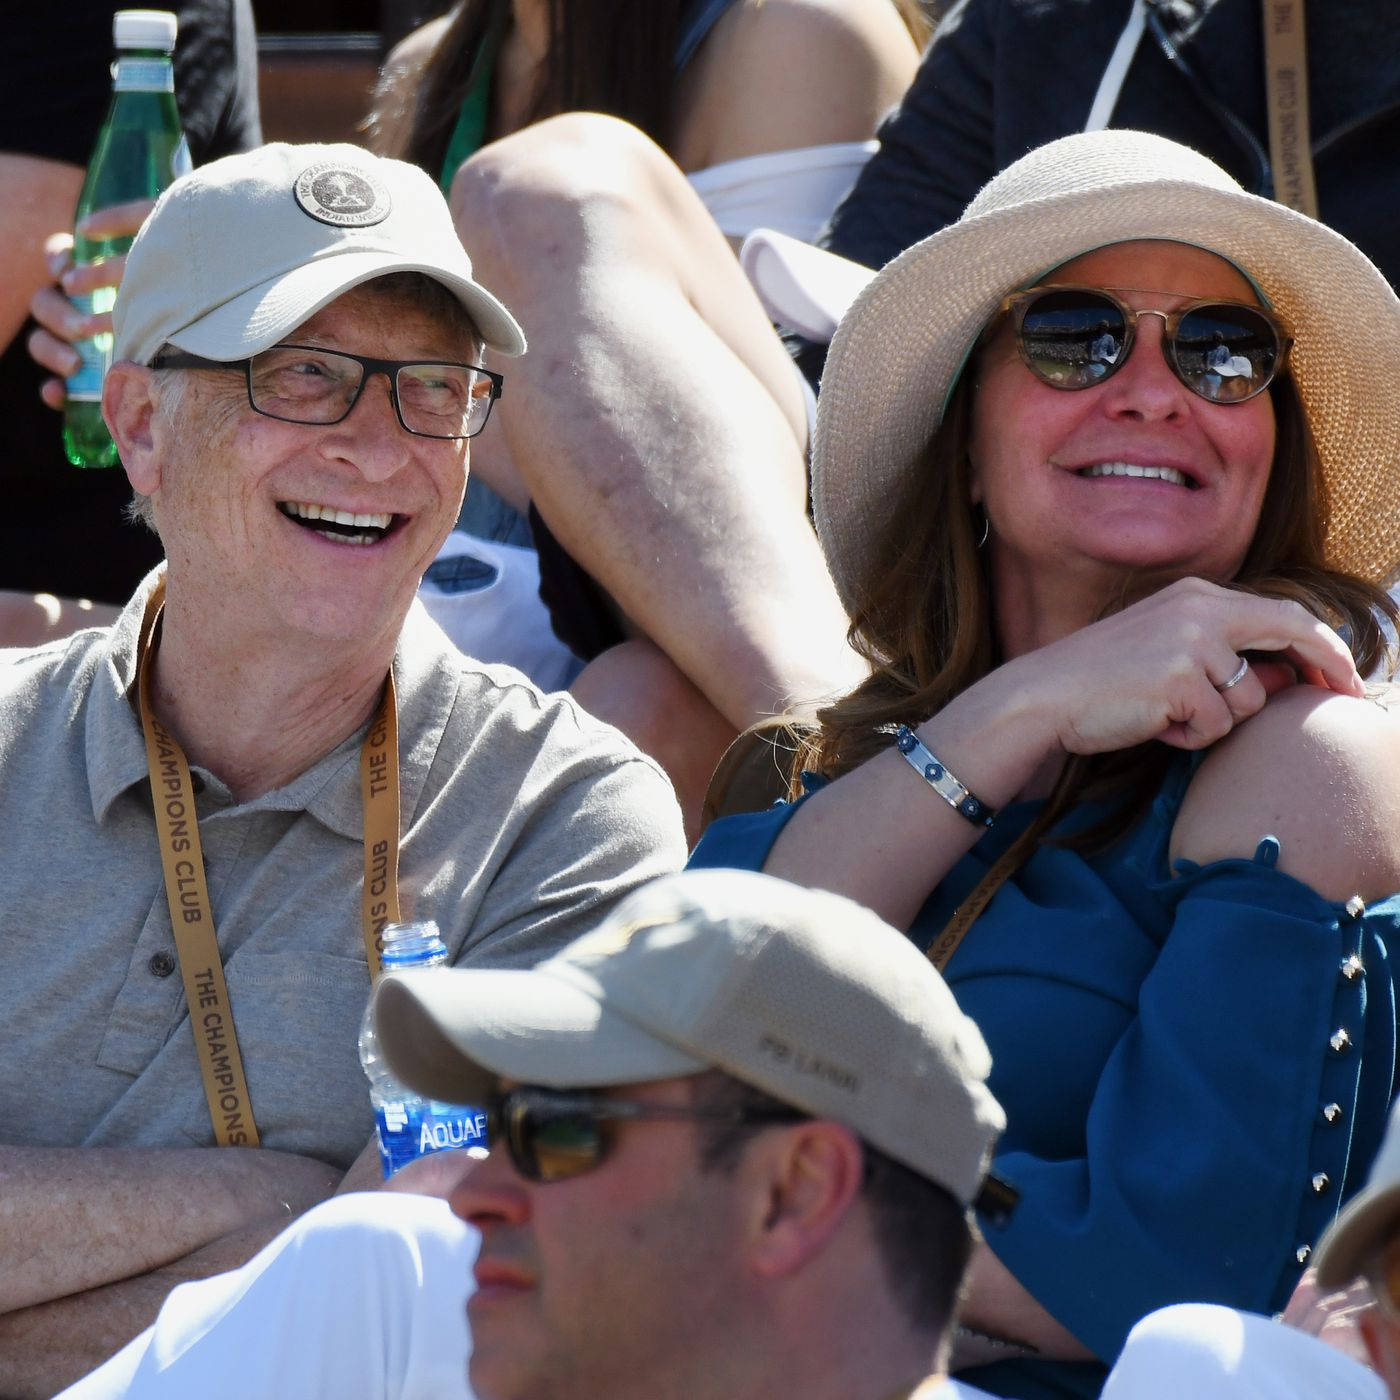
[977,839,1397,1368]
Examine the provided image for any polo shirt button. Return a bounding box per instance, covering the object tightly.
[149,951,176,978]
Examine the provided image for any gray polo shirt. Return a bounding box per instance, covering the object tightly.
[0,571,685,1168]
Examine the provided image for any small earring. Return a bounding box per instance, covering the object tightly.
[975,508,990,550]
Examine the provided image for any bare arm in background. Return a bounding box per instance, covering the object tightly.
[0,154,83,354]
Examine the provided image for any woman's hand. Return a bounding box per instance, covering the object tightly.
[27,197,157,410]
[1005,577,1364,757]
[767,577,1363,929]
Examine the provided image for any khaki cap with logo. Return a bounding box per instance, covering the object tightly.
[374,868,1006,1210]
[113,141,526,366]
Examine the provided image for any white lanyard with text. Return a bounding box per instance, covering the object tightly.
[135,580,403,1146]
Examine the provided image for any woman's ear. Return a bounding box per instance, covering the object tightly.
[967,461,985,507]
[743,1120,866,1279]
[103,362,162,497]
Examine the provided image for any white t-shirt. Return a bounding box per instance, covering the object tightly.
[58,1193,478,1400]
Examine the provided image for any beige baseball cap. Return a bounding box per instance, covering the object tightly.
[1315,1100,1400,1287]
[113,141,526,366]
[374,869,1006,1210]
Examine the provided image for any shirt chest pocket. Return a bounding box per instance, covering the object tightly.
[176,949,376,1169]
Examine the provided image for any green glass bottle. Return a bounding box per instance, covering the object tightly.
[63,9,191,468]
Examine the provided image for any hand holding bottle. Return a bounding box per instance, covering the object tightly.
[59,8,189,468]
[28,197,158,411]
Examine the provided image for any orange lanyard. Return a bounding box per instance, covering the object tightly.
[1262,0,1317,217]
[135,581,402,1145]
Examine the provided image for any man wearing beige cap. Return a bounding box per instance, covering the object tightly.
[0,141,683,1394]
[55,868,1010,1400]
[374,867,1010,1400]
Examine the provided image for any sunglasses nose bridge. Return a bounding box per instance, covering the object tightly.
[1099,306,1197,410]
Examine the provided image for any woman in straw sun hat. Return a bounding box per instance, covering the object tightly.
[691,128,1400,1398]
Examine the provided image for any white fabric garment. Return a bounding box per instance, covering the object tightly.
[687,140,876,245]
[739,228,877,344]
[1100,1302,1385,1400]
[57,1193,479,1400]
[417,531,583,693]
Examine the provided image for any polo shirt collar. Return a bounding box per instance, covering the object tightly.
[86,569,460,841]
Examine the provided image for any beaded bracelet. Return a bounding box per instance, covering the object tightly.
[893,725,996,828]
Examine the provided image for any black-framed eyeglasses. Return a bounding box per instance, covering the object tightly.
[998,285,1291,404]
[487,1085,803,1183]
[153,344,504,439]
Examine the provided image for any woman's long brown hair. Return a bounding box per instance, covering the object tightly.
[369,0,687,175]
[369,0,937,177]
[798,368,1400,867]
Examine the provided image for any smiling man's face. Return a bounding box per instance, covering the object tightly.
[149,280,474,649]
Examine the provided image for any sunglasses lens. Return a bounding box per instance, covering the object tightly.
[1016,289,1127,389]
[507,1096,607,1182]
[1172,304,1279,402]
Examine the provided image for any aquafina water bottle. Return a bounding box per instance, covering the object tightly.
[357,921,488,1177]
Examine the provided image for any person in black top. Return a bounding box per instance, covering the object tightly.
[0,0,261,605]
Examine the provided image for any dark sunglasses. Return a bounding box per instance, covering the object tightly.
[487,1085,802,1183]
[485,1086,1022,1225]
[998,285,1291,404]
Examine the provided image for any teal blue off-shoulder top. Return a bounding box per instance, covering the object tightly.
[689,754,1400,1399]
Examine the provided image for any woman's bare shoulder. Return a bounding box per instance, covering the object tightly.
[672,0,919,170]
[1169,682,1400,904]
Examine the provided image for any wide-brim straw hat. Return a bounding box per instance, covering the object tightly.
[811,129,1400,612]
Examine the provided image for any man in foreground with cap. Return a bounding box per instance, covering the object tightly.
[55,868,1010,1400]
[0,141,683,1395]
[376,867,1009,1400]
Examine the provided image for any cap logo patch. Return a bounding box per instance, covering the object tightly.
[294,163,391,228]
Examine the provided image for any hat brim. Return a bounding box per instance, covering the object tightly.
[163,248,527,363]
[372,964,707,1106]
[1314,1182,1400,1288]
[814,178,1400,609]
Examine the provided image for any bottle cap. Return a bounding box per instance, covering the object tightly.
[382,920,447,968]
[114,9,178,52]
